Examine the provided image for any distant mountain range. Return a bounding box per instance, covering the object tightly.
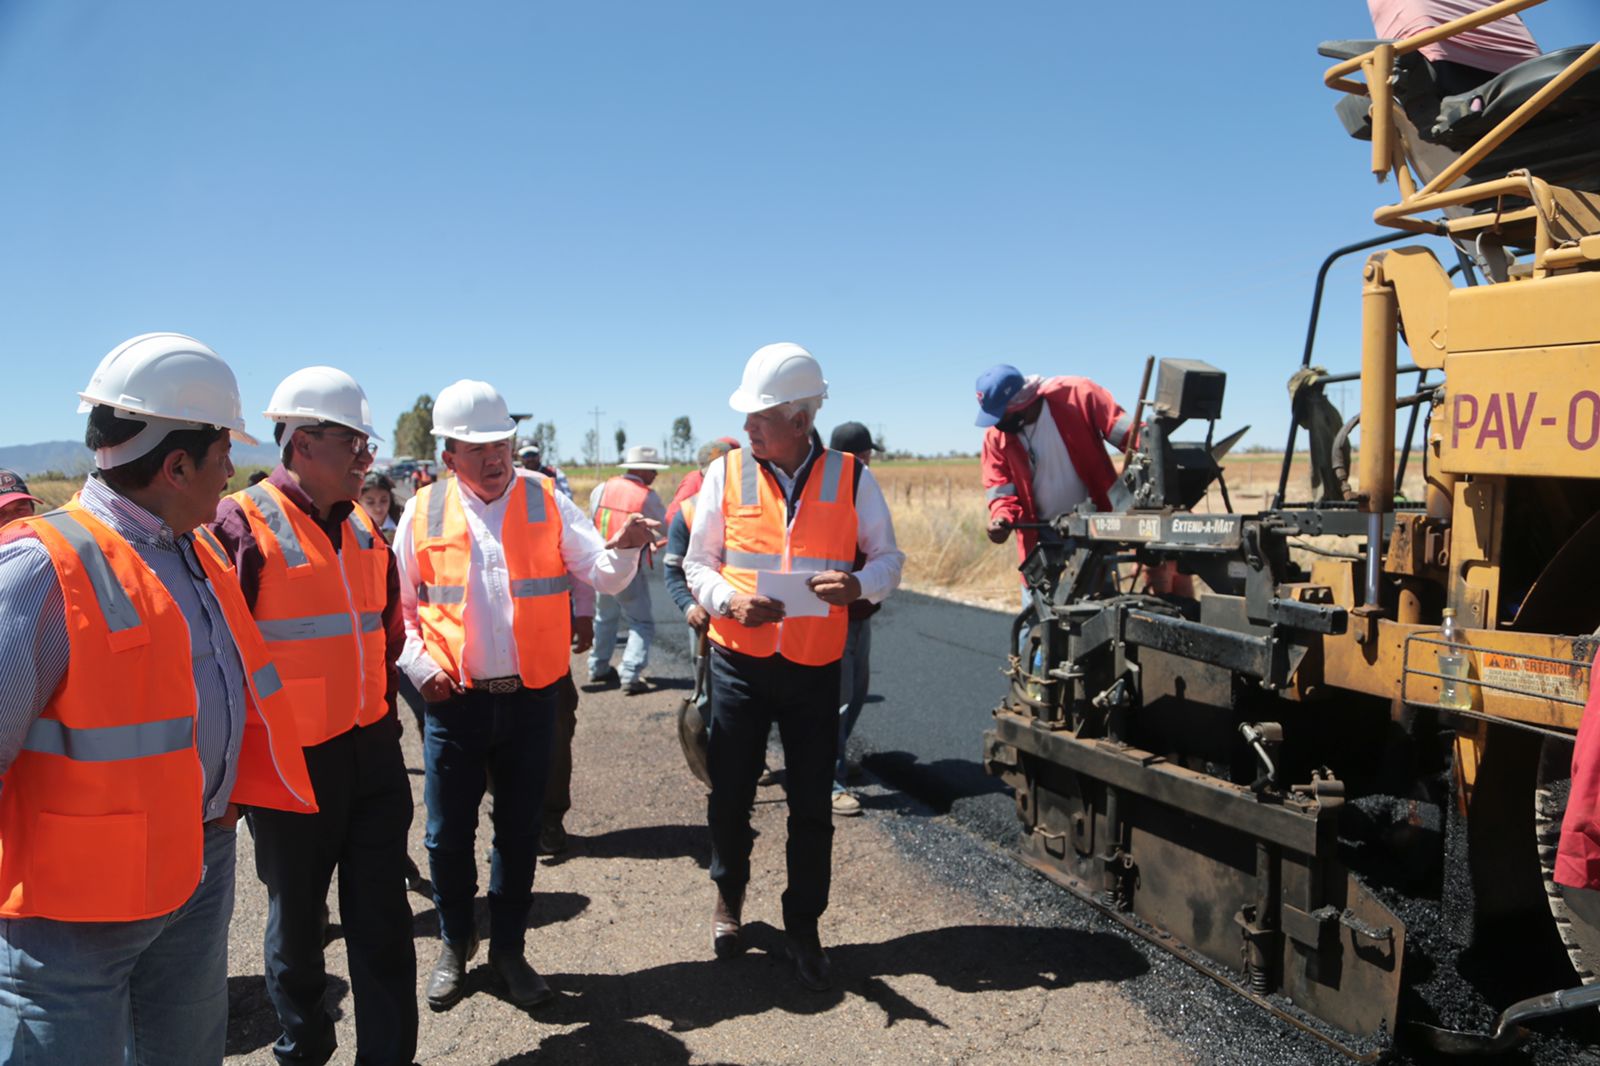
[0,439,285,478]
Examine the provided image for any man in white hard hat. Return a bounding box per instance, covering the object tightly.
[587,445,670,695]
[210,366,416,1066]
[0,333,317,1064]
[393,379,658,1010]
[683,343,903,991]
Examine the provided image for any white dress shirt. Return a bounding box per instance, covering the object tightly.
[683,447,904,617]
[395,470,641,686]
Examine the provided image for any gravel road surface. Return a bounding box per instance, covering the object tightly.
[222,578,1191,1065]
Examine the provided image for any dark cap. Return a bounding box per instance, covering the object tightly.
[0,469,42,509]
[829,422,881,455]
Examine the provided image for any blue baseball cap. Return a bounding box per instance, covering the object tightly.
[974,364,1025,427]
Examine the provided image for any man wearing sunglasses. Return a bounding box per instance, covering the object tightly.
[210,366,416,1066]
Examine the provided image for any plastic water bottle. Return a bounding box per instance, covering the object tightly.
[1027,647,1046,702]
[1437,609,1472,710]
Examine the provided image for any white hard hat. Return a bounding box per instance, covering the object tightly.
[431,379,517,443]
[620,445,670,470]
[263,366,383,440]
[728,342,828,414]
[77,332,258,445]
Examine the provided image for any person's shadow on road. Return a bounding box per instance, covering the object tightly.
[554,822,712,869]
[519,920,1149,1038]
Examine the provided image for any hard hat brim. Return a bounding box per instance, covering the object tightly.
[263,409,383,442]
[431,426,518,444]
[77,391,259,446]
[729,387,784,414]
[620,461,671,471]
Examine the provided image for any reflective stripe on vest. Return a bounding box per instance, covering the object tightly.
[38,511,142,633]
[707,447,859,666]
[512,575,571,598]
[411,476,572,689]
[23,716,193,762]
[229,482,389,745]
[244,484,309,569]
[0,504,314,923]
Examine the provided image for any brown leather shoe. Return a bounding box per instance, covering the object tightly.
[426,935,479,1010]
[787,931,832,992]
[712,888,745,959]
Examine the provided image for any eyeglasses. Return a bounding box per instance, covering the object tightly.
[305,428,378,456]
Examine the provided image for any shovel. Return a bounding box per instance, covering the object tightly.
[677,634,713,787]
[1410,981,1600,1055]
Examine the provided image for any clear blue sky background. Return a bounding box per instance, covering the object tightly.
[0,2,1594,462]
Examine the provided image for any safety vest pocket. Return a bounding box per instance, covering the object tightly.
[30,810,148,919]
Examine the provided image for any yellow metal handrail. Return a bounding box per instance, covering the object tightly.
[1322,0,1599,253]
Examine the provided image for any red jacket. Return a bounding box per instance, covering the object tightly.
[981,376,1132,563]
[1555,648,1600,889]
[664,470,703,530]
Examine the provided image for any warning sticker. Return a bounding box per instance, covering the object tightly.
[1478,652,1589,704]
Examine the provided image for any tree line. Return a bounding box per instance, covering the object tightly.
[391,396,700,466]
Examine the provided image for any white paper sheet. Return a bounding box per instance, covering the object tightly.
[754,570,830,618]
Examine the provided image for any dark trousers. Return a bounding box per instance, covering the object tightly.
[706,646,841,936]
[542,673,581,830]
[248,713,417,1066]
[423,683,556,952]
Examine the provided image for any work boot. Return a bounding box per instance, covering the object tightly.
[588,665,619,687]
[488,948,555,1008]
[404,853,426,892]
[787,930,833,992]
[712,887,745,959]
[426,934,479,1010]
[539,821,568,856]
[831,790,862,817]
[622,676,650,696]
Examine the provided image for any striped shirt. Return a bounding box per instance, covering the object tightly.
[0,476,247,819]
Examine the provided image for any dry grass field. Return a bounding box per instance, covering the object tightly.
[27,450,1423,611]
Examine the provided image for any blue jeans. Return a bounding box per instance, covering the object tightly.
[835,618,872,792]
[423,684,556,953]
[0,824,236,1066]
[588,569,655,684]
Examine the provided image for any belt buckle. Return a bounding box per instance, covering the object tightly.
[475,676,521,694]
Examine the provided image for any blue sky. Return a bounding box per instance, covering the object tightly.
[1,2,1594,461]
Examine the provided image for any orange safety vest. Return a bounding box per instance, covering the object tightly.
[228,482,389,747]
[0,503,315,922]
[708,447,859,666]
[593,476,650,539]
[411,475,572,690]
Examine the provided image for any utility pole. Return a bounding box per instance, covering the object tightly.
[589,406,604,480]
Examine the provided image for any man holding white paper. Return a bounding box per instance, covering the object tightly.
[684,342,903,992]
